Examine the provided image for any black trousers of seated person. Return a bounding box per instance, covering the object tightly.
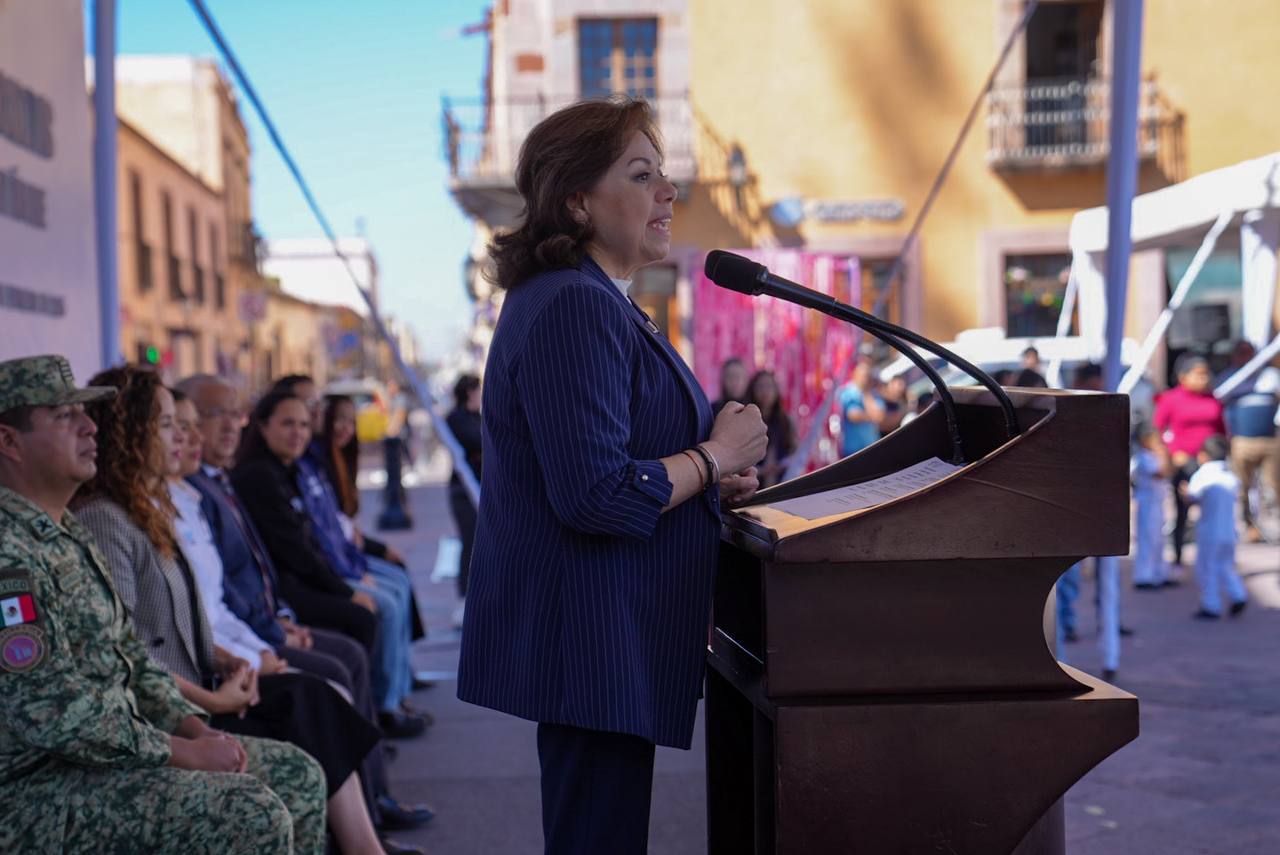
[282,582,379,653]
[213,671,380,797]
[281,627,388,824]
[537,722,655,855]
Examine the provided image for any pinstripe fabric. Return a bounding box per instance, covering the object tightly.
[77,499,213,685]
[457,256,720,750]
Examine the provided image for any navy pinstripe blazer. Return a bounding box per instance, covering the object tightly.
[456,255,720,749]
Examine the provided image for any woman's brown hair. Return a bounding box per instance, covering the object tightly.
[73,365,177,556]
[488,97,662,290]
[320,394,360,517]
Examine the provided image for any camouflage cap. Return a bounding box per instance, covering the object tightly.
[0,355,115,415]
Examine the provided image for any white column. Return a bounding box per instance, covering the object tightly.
[1240,209,1279,349]
[1074,250,1109,362]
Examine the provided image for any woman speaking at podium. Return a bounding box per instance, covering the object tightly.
[457,98,767,854]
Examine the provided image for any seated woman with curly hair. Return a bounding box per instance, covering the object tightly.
[72,365,390,855]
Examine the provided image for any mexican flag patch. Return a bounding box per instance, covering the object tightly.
[1,594,37,627]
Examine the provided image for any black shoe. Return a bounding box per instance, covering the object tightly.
[1230,600,1247,617]
[1134,582,1161,590]
[411,675,438,691]
[1192,608,1221,620]
[1119,626,1136,637]
[378,836,426,855]
[400,701,436,726]
[1101,668,1117,682]
[376,794,436,831]
[1063,628,1079,643]
[1162,578,1182,588]
[378,710,428,739]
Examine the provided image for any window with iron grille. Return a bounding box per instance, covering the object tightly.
[188,207,204,305]
[130,170,152,293]
[163,191,184,301]
[210,223,225,310]
[578,19,658,100]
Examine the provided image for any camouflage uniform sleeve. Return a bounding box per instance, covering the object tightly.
[119,624,208,732]
[0,561,174,768]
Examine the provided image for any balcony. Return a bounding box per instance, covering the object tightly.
[443,94,697,225]
[230,219,262,270]
[986,77,1184,180]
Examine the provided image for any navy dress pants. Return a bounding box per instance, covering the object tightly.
[537,722,656,855]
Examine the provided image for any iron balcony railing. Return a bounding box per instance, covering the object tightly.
[443,94,697,185]
[987,76,1184,178]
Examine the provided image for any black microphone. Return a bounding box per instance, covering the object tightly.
[706,251,1020,459]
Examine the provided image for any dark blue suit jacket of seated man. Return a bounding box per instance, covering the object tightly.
[187,467,288,647]
[456,255,721,750]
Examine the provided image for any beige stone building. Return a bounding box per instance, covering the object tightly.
[114,115,240,378]
[109,56,271,385]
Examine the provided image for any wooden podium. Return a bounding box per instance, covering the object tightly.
[706,386,1139,855]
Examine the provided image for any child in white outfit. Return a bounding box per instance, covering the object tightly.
[1131,423,1170,589]
[1185,435,1248,619]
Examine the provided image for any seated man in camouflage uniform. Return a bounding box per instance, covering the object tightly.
[0,355,327,854]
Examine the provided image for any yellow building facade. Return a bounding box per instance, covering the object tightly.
[685,0,1280,369]
[448,0,1280,383]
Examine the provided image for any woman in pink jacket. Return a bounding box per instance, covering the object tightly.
[1153,354,1227,566]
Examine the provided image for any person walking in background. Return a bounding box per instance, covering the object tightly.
[712,357,749,416]
[1217,340,1280,542]
[445,374,482,627]
[878,374,910,436]
[1131,422,1172,590]
[1184,435,1248,620]
[456,97,765,855]
[746,370,795,489]
[1154,354,1227,567]
[837,358,884,458]
[1017,345,1048,388]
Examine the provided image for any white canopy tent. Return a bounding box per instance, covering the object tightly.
[1059,152,1280,393]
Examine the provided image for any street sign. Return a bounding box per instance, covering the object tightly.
[238,290,267,323]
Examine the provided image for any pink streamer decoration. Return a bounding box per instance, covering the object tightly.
[693,249,860,473]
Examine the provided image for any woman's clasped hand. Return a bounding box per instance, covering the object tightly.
[703,400,768,505]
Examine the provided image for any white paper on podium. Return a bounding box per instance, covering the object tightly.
[760,457,963,521]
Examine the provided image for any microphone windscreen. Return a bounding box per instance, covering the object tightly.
[704,250,766,295]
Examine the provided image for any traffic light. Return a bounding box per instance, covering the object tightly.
[144,346,161,365]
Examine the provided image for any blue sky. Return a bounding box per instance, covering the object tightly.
[86,0,489,360]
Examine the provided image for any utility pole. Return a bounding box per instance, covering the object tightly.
[92,0,120,369]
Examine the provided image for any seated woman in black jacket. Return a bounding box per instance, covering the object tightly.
[229,392,381,655]
[73,366,389,855]
[233,390,427,738]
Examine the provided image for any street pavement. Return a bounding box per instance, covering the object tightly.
[362,483,1280,855]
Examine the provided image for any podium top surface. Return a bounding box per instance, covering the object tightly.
[724,386,1130,564]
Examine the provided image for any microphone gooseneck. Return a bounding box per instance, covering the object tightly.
[706,251,1020,459]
